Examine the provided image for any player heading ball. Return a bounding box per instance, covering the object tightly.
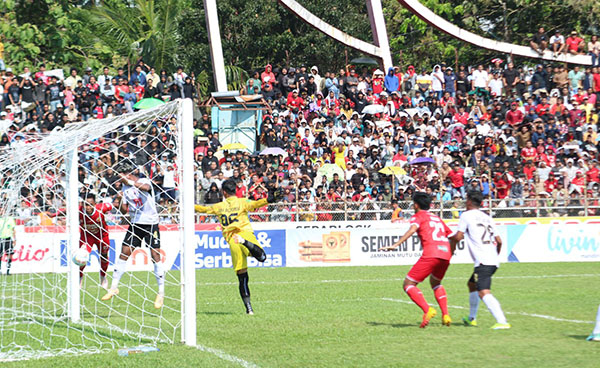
[195,179,283,315]
[380,192,454,328]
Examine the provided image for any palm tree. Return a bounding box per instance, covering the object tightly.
[88,0,181,72]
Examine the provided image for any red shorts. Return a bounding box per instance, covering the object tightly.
[406,257,450,283]
[80,234,110,254]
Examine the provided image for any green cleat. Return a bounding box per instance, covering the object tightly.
[491,323,511,330]
[586,333,600,341]
[462,317,477,327]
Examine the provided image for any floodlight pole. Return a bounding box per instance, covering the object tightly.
[204,0,228,92]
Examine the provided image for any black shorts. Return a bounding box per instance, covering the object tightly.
[468,265,498,291]
[123,224,161,249]
[0,239,14,255]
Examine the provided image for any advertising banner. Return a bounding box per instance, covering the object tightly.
[505,224,600,262]
[286,226,487,267]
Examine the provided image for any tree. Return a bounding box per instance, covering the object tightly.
[87,0,183,72]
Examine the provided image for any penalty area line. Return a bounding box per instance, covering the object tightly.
[382,298,594,325]
[195,344,260,368]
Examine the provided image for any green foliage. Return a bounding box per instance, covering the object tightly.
[86,0,183,72]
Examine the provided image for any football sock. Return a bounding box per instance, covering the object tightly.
[111,258,127,289]
[593,304,600,335]
[100,253,109,278]
[6,254,12,274]
[242,240,266,262]
[405,285,430,313]
[482,294,507,324]
[433,285,449,315]
[469,291,480,320]
[154,261,165,295]
[237,272,251,307]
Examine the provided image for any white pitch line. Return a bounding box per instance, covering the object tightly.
[195,344,260,368]
[196,273,600,287]
[382,298,594,325]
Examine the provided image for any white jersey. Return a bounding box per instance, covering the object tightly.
[122,178,159,225]
[457,209,500,267]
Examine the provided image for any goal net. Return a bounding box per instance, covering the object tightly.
[0,99,196,361]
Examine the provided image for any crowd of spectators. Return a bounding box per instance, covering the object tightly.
[2,49,600,224]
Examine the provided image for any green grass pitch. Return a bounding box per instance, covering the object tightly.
[3,262,599,367]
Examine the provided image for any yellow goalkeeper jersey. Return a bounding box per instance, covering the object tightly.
[195,197,268,239]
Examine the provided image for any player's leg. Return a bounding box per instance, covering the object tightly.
[6,239,14,275]
[404,258,436,328]
[475,265,509,329]
[234,231,266,262]
[586,304,600,341]
[99,236,110,290]
[463,274,480,326]
[429,259,451,326]
[146,224,164,309]
[102,225,136,300]
[0,239,5,274]
[230,242,253,314]
[79,237,92,286]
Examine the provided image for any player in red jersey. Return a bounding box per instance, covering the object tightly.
[79,195,112,289]
[380,192,454,328]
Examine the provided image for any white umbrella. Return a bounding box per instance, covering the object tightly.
[361,104,385,115]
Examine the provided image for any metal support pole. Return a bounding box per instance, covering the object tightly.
[179,99,197,346]
[366,0,393,71]
[203,0,228,92]
[66,148,80,323]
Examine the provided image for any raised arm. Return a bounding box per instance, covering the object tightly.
[194,204,217,215]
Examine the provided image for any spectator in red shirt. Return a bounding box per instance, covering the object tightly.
[523,161,537,180]
[587,160,599,183]
[521,141,537,162]
[505,102,524,126]
[261,64,276,88]
[494,173,511,199]
[566,31,585,55]
[287,90,303,108]
[544,172,558,192]
[447,162,465,198]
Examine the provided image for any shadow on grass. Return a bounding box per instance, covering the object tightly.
[567,335,590,341]
[199,311,235,316]
[366,321,415,328]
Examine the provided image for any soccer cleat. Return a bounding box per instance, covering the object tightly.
[420,307,437,328]
[462,317,478,327]
[491,323,511,330]
[100,276,108,290]
[442,314,452,327]
[586,333,600,342]
[245,303,254,315]
[154,294,164,309]
[101,288,119,301]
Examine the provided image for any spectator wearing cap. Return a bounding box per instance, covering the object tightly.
[443,67,456,97]
[549,30,566,56]
[566,31,585,55]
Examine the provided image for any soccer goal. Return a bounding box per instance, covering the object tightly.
[0,99,196,361]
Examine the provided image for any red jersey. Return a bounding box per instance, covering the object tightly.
[447,169,464,188]
[409,211,452,261]
[587,167,599,183]
[521,147,537,161]
[80,203,112,237]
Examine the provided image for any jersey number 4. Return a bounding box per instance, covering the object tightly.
[219,213,239,227]
[429,221,448,241]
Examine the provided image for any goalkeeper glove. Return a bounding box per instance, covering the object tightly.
[267,188,283,203]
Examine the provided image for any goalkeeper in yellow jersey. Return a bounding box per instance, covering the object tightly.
[195,179,282,314]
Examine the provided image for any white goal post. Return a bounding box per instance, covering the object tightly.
[0,98,196,361]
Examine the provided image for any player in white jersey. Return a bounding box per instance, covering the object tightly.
[101,159,165,309]
[449,190,510,330]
